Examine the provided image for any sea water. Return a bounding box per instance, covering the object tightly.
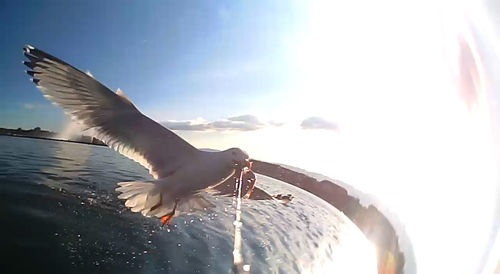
[0,135,376,273]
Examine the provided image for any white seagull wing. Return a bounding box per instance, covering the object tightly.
[23,45,199,179]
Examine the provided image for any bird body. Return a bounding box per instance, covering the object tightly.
[116,149,242,219]
[165,150,238,196]
[22,45,254,225]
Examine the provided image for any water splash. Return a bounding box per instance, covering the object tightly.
[56,121,85,140]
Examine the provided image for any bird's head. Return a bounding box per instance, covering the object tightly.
[223,147,251,169]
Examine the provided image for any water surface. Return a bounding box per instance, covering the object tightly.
[0,136,376,273]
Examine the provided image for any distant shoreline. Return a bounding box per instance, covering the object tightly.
[0,133,107,147]
[0,127,106,146]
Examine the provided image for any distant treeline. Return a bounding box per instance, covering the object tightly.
[0,127,105,146]
[0,127,55,138]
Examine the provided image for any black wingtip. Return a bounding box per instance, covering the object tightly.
[23,61,35,69]
[30,78,40,85]
[23,44,34,54]
[26,70,39,77]
[24,51,38,62]
[23,45,42,86]
[22,44,74,70]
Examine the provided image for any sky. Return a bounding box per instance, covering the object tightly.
[0,1,301,127]
[1,0,500,273]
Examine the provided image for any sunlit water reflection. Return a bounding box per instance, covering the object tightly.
[0,136,376,273]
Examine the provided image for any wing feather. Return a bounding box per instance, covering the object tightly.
[23,45,199,179]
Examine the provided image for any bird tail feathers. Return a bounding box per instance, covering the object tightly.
[116,181,164,217]
[116,181,214,218]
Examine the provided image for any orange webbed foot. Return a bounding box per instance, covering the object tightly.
[161,214,174,227]
[160,199,179,227]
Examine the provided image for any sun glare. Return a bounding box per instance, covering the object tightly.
[263,0,500,273]
[155,2,500,272]
[299,219,378,274]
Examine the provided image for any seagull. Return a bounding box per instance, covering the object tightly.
[22,45,268,226]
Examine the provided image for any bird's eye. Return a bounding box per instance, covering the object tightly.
[231,151,236,156]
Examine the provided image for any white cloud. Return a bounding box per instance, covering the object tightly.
[300,116,339,131]
[162,120,211,131]
[162,114,280,131]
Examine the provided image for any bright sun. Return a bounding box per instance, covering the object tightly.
[177,1,499,272]
[255,0,499,273]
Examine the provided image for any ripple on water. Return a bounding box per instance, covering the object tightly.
[0,136,377,273]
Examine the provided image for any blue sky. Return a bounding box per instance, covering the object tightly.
[0,0,306,130]
[1,0,349,173]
